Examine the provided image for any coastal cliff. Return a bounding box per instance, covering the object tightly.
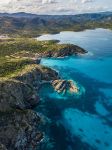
[0,38,87,149]
[0,64,59,150]
[40,44,87,58]
[0,110,42,150]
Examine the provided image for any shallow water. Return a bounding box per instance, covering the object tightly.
[36,29,112,150]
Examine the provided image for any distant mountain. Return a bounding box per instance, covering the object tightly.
[0,12,37,18]
[0,11,112,19]
[0,12,112,37]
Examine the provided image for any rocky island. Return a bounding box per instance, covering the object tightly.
[52,80,79,95]
[0,38,87,149]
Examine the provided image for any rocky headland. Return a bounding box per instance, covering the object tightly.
[40,44,87,58]
[0,38,87,149]
[0,64,59,150]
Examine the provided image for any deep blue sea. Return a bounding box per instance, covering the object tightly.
[36,29,112,150]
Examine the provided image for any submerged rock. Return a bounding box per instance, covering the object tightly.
[52,79,79,95]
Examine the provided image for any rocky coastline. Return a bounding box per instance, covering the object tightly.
[0,64,59,150]
[40,44,87,58]
[0,42,87,150]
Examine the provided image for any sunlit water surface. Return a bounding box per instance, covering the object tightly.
[36,29,112,150]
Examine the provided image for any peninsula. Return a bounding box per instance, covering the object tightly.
[0,38,87,149]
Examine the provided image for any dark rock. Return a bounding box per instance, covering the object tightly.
[0,80,39,111]
[0,109,43,150]
[0,144,7,150]
[15,65,59,87]
[41,66,59,81]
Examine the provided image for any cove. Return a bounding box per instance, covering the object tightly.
[36,29,112,150]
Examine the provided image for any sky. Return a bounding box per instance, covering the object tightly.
[0,0,112,14]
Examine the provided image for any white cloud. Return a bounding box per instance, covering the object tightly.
[81,0,93,4]
[42,0,56,4]
[0,0,111,14]
[0,0,10,4]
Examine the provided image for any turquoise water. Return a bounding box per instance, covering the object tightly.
[36,29,112,150]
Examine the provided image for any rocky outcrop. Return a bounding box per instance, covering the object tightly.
[0,64,59,150]
[52,80,79,95]
[0,65,59,112]
[41,44,87,58]
[0,80,39,112]
[14,65,59,88]
[0,109,42,150]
